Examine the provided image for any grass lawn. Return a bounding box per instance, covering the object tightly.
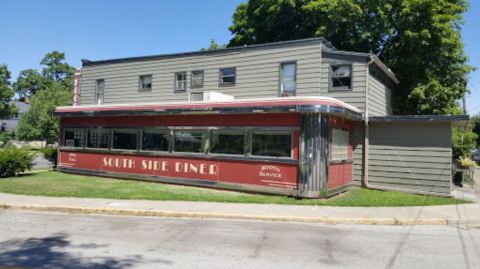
[0,171,470,207]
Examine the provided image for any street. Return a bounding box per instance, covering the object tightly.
[0,210,479,269]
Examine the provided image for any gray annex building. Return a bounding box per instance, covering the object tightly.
[55,38,466,198]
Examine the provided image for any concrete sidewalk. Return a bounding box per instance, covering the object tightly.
[1,192,479,226]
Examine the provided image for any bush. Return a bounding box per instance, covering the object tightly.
[40,146,58,168]
[0,147,34,177]
[452,127,478,159]
[0,131,13,147]
[458,157,477,169]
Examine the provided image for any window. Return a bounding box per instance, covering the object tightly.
[219,67,236,86]
[330,65,352,90]
[279,62,296,96]
[95,79,105,105]
[175,72,187,91]
[112,129,138,150]
[189,92,204,101]
[331,128,349,161]
[191,70,204,88]
[139,75,152,91]
[210,131,245,155]
[64,128,85,148]
[252,132,292,158]
[173,130,205,153]
[142,129,169,151]
[87,128,110,149]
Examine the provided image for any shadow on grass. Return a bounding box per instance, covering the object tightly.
[0,233,141,269]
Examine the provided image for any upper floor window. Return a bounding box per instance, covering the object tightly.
[175,72,187,92]
[330,65,352,90]
[95,79,105,105]
[191,70,204,88]
[139,75,152,91]
[279,62,296,97]
[219,67,235,86]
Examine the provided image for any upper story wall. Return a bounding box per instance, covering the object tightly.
[78,38,396,116]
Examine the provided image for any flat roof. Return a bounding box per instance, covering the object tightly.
[54,96,362,120]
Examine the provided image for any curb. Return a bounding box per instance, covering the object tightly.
[0,203,448,226]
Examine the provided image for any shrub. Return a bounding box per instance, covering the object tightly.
[0,131,13,147]
[40,146,58,169]
[0,147,34,177]
[458,157,477,169]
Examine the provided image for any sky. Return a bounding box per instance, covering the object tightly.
[0,0,479,115]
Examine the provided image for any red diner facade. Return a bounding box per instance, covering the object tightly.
[54,97,360,198]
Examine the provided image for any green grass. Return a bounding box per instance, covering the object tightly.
[0,171,470,207]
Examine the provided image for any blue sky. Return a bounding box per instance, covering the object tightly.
[1,0,479,115]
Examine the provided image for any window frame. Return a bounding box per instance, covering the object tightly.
[63,128,86,148]
[209,129,247,157]
[174,72,187,92]
[219,67,236,86]
[86,127,111,150]
[329,64,353,91]
[250,130,294,159]
[329,128,350,162]
[138,75,153,92]
[111,128,139,151]
[140,127,171,153]
[172,129,207,154]
[95,79,105,105]
[190,70,204,89]
[278,61,297,97]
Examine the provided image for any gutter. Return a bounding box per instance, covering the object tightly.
[361,56,452,197]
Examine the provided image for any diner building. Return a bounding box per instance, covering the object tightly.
[54,38,467,198]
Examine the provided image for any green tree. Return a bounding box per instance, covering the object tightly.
[200,39,227,51]
[40,51,76,85]
[470,114,480,147]
[452,127,477,159]
[16,83,72,144]
[13,69,46,99]
[0,64,16,120]
[228,0,472,115]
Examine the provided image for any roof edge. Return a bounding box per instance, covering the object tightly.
[82,38,334,67]
[369,115,469,126]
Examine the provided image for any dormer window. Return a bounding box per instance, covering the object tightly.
[139,75,152,91]
[330,65,352,90]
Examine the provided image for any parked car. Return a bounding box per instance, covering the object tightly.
[473,148,480,163]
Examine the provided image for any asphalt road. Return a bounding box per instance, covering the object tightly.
[0,210,479,269]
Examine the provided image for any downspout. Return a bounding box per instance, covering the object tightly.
[361,56,451,197]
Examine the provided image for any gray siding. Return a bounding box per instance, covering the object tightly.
[367,122,452,194]
[368,75,392,116]
[79,42,324,105]
[352,122,364,186]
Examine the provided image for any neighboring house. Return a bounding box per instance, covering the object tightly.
[54,38,466,198]
[0,101,30,132]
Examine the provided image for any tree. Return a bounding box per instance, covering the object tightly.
[470,114,480,147]
[13,69,46,99]
[228,0,472,115]
[452,127,477,159]
[16,83,72,144]
[200,39,227,51]
[40,51,76,85]
[0,64,16,119]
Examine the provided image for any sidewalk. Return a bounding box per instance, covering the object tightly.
[1,193,480,226]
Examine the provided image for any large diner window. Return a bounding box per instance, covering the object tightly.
[173,130,205,153]
[210,131,245,155]
[331,128,349,161]
[87,128,110,149]
[142,129,169,152]
[112,129,138,150]
[64,128,85,148]
[279,62,296,97]
[252,132,292,158]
